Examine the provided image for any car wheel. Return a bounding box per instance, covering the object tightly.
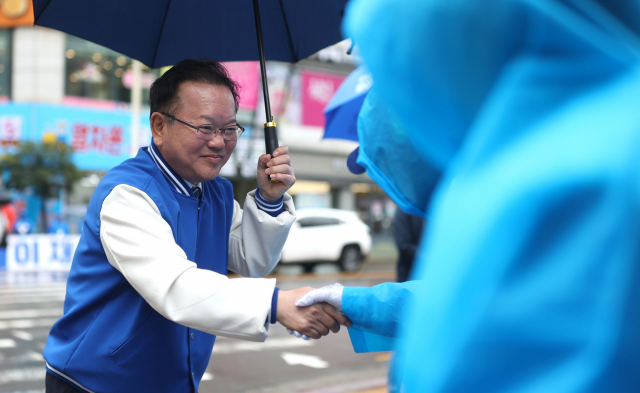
[339,245,362,272]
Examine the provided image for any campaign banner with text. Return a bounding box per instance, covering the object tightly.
[0,102,151,171]
[6,234,81,271]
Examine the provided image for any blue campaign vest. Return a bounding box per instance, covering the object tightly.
[43,146,235,393]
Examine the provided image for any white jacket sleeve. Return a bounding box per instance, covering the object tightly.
[228,189,296,277]
[100,184,275,342]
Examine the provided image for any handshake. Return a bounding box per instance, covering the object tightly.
[277,284,347,340]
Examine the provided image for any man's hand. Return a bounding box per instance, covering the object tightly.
[257,146,295,201]
[287,283,345,340]
[277,287,352,339]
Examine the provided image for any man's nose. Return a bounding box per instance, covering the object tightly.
[207,131,225,148]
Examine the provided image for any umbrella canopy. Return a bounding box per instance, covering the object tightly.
[33,0,348,68]
[33,0,350,156]
[323,66,372,141]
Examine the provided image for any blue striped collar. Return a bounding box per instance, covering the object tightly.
[147,142,200,198]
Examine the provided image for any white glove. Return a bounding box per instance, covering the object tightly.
[287,283,345,340]
[295,283,344,310]
[286,328,310,340]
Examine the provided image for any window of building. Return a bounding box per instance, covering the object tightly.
[297,217,342,228]
[65,35,159,105]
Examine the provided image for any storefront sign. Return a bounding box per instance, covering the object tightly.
[301,70,345,127]
[6,234,81,271]
[222,62,260,111]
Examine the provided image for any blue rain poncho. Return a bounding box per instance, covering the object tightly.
[343,0,640,391]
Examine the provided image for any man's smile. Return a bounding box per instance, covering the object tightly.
[202,154,223,163]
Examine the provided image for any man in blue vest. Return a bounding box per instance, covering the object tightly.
[43,59,350,393]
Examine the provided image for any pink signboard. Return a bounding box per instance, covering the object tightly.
[301,70,345,127]
[222,62,260,111]
[122,71,157,89]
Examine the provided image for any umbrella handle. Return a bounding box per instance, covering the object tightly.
[264,122,279,156]
[264,122,280,183]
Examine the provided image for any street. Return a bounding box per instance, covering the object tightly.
[0,256,396,393]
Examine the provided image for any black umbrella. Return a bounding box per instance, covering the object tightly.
[33,0,349,155]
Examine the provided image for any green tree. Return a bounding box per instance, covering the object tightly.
[0,140,82,232]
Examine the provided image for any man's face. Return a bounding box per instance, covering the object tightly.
[154,81,237,184]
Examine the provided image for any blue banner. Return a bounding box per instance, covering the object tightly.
[0,102,151,171]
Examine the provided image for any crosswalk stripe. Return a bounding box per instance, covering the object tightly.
[7,350,46,367]
[201,372,214,381]
[27,350,44,362]
[0,367,46,384]
[0,338,17,348]
[0,286,66,295]
[13,330,34,341]
[212,337,314,355]
[0,294,66,304]
[0,308,63,320]
[0,318,59,331]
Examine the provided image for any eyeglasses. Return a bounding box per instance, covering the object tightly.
[161,112,245,141]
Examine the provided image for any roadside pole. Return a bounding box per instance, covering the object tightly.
[130,60,142,157]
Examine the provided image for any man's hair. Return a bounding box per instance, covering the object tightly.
[149,59,240,120]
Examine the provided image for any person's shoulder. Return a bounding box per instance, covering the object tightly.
[106,151,158,184]
[98,170,144,196]
[94,153,159,201]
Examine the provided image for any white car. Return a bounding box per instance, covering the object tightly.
[279,208,372,272]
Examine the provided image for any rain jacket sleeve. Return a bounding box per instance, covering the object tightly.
[343,281,422,337]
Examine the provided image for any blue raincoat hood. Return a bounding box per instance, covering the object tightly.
[346,0,640,170]
[355,89,441,217]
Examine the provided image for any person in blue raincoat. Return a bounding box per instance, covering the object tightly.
[290,90,440,349]
[295,0,640,391]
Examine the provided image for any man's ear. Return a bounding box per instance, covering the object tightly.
[150,112,166,147]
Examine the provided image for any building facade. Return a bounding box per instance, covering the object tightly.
[2,25,394,234]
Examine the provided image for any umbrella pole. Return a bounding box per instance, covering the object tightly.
[252,0,279,157]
